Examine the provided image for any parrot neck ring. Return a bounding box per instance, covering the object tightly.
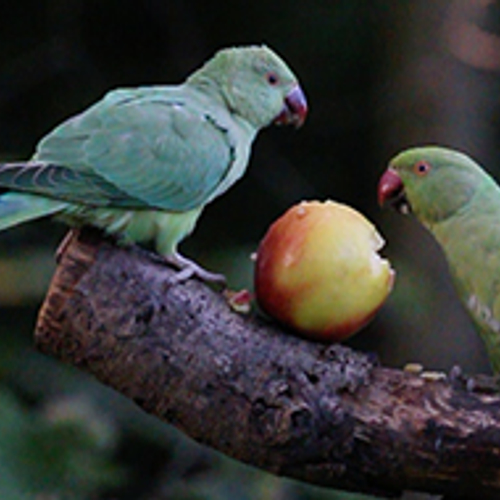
[378,167,412,215]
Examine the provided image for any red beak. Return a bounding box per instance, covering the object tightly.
[275,85,308,128]
[377,167,404,207]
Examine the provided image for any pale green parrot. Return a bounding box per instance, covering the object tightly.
[0,45,307,283]
[378,146,500,373]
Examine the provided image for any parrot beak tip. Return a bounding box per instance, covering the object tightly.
[275,85,308,128]
[377,167,410,213]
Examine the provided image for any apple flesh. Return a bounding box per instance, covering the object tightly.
[254,200,395,341]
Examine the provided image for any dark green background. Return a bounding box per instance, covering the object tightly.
[0,1,498,498]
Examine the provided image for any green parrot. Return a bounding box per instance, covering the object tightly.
[378,145,500,373]
[0,45,307,283]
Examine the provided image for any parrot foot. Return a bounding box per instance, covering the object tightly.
[163,252,227,287]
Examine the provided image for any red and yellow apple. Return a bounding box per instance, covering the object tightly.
[254,200,395,341]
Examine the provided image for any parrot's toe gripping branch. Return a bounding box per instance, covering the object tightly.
[163,252,227,287]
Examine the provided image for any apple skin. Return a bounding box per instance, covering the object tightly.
[254,200,395,341]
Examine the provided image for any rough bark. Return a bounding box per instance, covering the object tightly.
[35,228,500,499]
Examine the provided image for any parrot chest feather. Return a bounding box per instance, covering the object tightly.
[466,294,500,334]
[432,204,500,371]
[465,293,500,372]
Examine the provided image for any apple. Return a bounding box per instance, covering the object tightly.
[254,200,395,341]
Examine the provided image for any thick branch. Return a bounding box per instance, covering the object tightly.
[35,228,500,498]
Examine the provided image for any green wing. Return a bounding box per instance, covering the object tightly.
[1,87,236,212]
[0,162,134,206]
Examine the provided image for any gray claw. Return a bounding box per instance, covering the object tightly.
[163,252,227,287]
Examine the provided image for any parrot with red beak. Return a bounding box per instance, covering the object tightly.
[378,146,500,373]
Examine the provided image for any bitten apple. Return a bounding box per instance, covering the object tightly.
[254,200,395,341]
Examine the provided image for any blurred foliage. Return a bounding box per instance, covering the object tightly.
[1,0,500,498]
[0,388,121,499]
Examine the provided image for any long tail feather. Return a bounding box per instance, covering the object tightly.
[0,192,66,231]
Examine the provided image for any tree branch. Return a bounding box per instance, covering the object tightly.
[35,228,500,499]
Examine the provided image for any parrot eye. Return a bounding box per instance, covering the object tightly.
[413,161,431,176]
[266,72,279,85]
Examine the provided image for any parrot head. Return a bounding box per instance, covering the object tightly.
[187,45,308,130]
[378,146,486,225]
